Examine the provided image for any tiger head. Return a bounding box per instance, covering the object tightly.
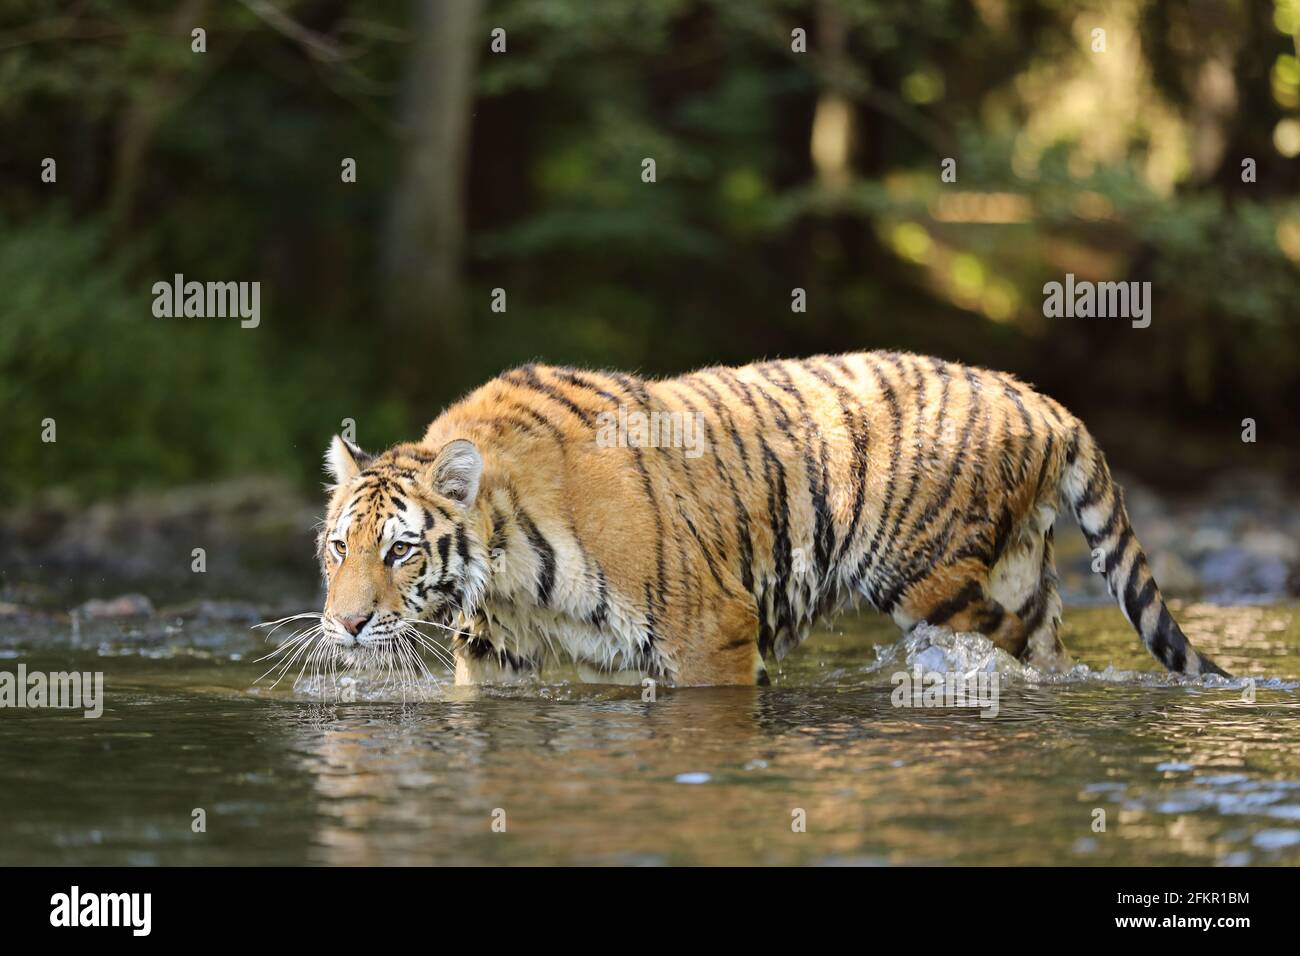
[317,435,488,661]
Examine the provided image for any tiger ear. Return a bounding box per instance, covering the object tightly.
[325,435,372,486]
[430,439,482,508]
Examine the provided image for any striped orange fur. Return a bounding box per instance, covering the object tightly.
[317,352,1227,686]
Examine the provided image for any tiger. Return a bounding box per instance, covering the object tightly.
[316,351,1228,687]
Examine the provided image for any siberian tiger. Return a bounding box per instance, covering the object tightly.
[316,352,1228,687]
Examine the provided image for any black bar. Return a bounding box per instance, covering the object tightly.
[2,866,1283,940]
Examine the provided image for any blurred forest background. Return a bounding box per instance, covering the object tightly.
[0,0,1298,604]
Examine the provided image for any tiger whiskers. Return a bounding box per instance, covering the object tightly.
[253,620,326,688]
[332,628,448,701]
[394,628,438,681]
[252,611,353,694]
[404,614,477,642]
[253,611,325,642]
[251,608,457,700]
[355,634,425,702]
[399,619,459,669]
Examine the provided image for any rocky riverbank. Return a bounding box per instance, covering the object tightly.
[1055,470,1300,604]
[0,477,320,616]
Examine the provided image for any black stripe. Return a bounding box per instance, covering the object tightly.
[503,365,595,426]
[604,370,653,407]
[462,637,531,671]
[878,367,987,612]
[989,503,1014,567]
[616,401,669,632]
[1094,493,1124,544]
[757,613,775,659]
[1104,527,1134,583]
[1155,606,1186,672]
[673,382,756,593]
[709,369,772,604]
[1065,426,1082,464]
[846,355,905,604]
[750,366,794,431]
[804,358,871,572]
[669,389,744,597]
[1002,380,1038,490]
[554,369,620,406]
[1125,575,1157,627]
[926,581,983,626]
[515,508,556,607]
[502,401,566,441]
[642,582,659,646]
[827,355,856,380]
[593,371,670,635]
[975,601,1005,633]
[951,541,995,565]
[884,366,981,581]
[759,363,835,592]
[489,508,507,552]
[455,525,469,566]
[590,567,609,627]
[759,438,795,648]
[1019,589,1049,636]
[681,375,752,479]
[1076,458,1106,512]
[679,508,728,591]
[1032,432,1056,499]
[713,367,766,425]
[872,355,942,583]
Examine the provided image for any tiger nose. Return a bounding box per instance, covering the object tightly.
[340,613,372,636]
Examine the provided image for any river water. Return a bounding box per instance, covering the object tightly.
[1,603,1297,865]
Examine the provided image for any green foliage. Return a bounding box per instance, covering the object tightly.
[0,213,286,496]
[0,0,1297,499]
[0,212,414,499]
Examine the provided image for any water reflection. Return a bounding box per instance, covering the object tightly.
[0,604,1296,865]
[273,629,1300,865]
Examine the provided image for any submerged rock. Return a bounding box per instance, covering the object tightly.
[76,593,154,618]
[1198,548,1291,601]
[159,599,266,624]
[0,601,61,621]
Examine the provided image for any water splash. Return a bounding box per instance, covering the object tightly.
[863,623,1299,692]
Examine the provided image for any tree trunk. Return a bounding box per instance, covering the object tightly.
[109,0,212,236]
[382,0,483,351]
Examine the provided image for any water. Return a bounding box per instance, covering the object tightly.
[0,604,1297,865]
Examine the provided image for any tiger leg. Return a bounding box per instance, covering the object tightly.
[895,565,1028,658]
[452,638,539,686]
[1016,528,1070,671]
[670,596,765,687]
[986,521,1060,664]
